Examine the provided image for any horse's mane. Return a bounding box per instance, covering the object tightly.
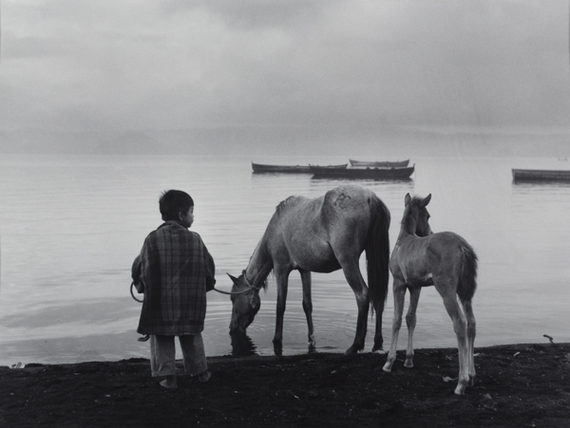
[243,267,268,290]
[247,242,270,290]
[248,195,299,289]
[275,196,296,216]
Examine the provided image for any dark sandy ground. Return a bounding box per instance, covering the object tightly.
[1,342,569,427]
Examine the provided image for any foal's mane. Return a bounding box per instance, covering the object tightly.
[401,196,425,223]
[409,195,425,205]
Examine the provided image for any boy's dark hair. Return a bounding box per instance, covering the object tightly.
[159,190,194,221]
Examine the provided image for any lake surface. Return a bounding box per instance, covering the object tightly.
[0,153,569,365]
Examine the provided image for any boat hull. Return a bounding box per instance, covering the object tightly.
[349,159,409,168]
[512,168,570,182]
[252,163,347,173]
[252,163,310,173]
[311,165,415,180]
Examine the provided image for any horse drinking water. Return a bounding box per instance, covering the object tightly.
[383,193,478,395]
[228,184,391,355]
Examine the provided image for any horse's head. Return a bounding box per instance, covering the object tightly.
[404,193,433,237]
[228,272,261,334]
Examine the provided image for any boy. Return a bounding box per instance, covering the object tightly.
[136,190,215,389]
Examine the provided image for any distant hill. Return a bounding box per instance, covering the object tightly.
[1,126,569,158]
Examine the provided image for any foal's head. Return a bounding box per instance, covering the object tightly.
[228,272,262,334]
[403,193,432,236]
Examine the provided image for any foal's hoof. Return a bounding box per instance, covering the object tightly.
[454,380,469,395]
[382,362,393,373]
[454,387,466,396]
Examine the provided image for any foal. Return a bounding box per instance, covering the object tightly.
[383,194,478,395]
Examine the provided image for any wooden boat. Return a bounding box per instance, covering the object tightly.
[310,165,415,180]
[512,168,570,182]
[349,159,410,168]
[252,162,347,173]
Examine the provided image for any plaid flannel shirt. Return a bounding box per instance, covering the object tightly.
[137,221,215,335]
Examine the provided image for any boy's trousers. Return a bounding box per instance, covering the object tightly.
[150,334,208,377]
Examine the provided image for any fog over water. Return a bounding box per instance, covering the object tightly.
[1,1,570,364]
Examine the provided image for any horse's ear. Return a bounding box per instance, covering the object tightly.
[227,273,239,285]
[421,194,432,207]
[405,193,411,206]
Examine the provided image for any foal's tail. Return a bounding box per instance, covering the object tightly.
[458,242,478,302]
[365,196,391,312]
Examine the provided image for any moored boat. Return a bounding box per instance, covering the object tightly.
[512,168,570,182]
[252,162,347,173]
[310,165,415,180]
[349,159,410,168]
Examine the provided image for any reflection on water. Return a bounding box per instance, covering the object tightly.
[0,154,569,365]
[230,332,257,357]
[512,181,570,191]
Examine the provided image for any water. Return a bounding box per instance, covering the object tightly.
[0,153,569,365]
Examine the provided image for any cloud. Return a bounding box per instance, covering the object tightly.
[1,0,569,146]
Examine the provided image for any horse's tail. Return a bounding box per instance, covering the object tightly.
[457,242,478,302]
[365,196,391,312]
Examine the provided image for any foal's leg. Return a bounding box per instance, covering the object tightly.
[404,286,421,368]
[437,284,470,395]
[461,299,476,385]
[383,278,406,372]
[272,268,290,356]
[341,262,369,354]
[299,269,316,352]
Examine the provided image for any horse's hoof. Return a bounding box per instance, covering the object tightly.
[273,343,283,357]
[344,347,358,355]
[382,363,392,373]
[372,348,387,355]
[404,359,414,368]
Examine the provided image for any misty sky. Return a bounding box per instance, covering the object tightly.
[2,0,570,144]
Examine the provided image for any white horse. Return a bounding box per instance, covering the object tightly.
[383,194,478,395]
[228,185,391,355]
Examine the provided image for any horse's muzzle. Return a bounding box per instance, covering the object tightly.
[229,314,252,334]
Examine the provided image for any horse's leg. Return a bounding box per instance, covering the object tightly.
[272,269,290,356]
[383,278,406,372]
[436,283,470,395]
[372,296,384,353]
[341,262,369,354]
[461,299,476,386]
[299,269,316,352]
[404,286,421,368]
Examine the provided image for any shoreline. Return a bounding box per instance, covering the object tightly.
[1,340,564,369]
[1,342,569,427]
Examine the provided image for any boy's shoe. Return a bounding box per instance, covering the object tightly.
[197,370,211,383]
